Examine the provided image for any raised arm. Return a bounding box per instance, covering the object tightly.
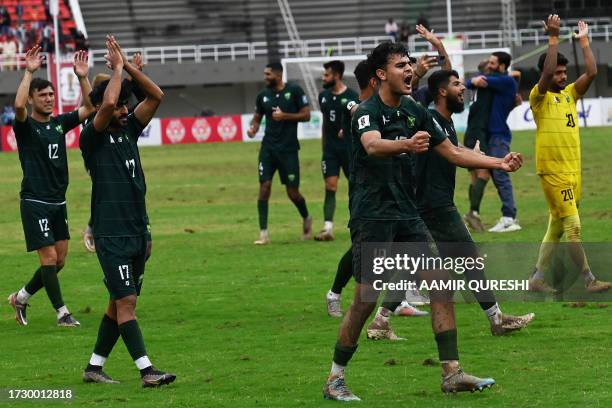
[537,14,561,95]
[14,45,44,122]
[73,50,96,122]
[434,138,523,171]
[416,24,451,70]
[573,20,597,96]
[92,37,124,132]
[361,130,430,157]
[106,37,163,126]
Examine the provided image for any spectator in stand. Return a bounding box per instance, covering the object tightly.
[16,2,24,26]
[399,22,410,43]
[2,103,16,125]
[3,33,18,70]
[41,24,54,53]
[385,18,398,41]
[73,29,90,51]
[416,13,430,31]
[0,7,11,36]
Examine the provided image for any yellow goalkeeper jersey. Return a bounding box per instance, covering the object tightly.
[529,82,581,175]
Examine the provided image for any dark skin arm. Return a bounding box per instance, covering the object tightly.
[434,138,523,171]
[573,21,598,96]
[537,14,561,95]
[361,130,430,157]
[272,106,310,122]
[93,36,124,132]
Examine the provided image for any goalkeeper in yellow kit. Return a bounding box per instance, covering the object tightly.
[528,15,611,294]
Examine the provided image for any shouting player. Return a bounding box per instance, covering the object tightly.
[247,62,312,245]
[80,36,175,387]
[8,47,94,327]
[528,16,611,294]
[315,60,359,241]
[323,42,523,401]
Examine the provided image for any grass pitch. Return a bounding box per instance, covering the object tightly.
[1,128,611,407]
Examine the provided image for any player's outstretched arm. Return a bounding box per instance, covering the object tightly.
[538,14,561,94]
[573,21,597,96]
[93,36,124,132]
[73,50,96,122]
[14,45,44,122]
[416,24,451,71]
[434,138,523,172]
[361,130,429,157]
[108,37,164,126]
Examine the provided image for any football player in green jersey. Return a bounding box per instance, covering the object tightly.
[79,36,175,387]
[8,47,95,327]
[247,62,312,245]
[315,60,359,241]
[323,42,523,401]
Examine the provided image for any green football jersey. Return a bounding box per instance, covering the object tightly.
[350,93,446,222]
[255,82,309,152]
[319,87,359,150]
[14,111,80,203]
[79,114,148,237]
[414,109,456,211]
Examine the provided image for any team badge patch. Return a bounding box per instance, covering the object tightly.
[284,92,291,100]
[341,98,348,105]
[288,174,296,182]
[358,115,370,130]
[406,116,416,128]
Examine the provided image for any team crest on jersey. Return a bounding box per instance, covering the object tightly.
[406,115,416,128]
[553,96,561,103]
[341,98,347,105]
[565,95,570,102]
[284,92,291,100]
[55,125,63,133]
[263,96,269,103]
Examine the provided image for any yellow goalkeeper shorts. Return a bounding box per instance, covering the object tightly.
[539,173,581,219]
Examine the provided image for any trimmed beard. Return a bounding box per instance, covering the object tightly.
[447,98,465,114]
[322,80,336,89]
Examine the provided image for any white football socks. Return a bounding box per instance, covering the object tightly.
[17,288,31,304]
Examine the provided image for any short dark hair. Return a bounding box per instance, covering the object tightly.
[323,60,345,78]
[368,41,410,74]
[492,51,512,70]
[354,60,374,90]
[537,52,569,71]
[428,69,460,102]
[29,78,54,96]
[88,79,132,106]
[266,62,283,73]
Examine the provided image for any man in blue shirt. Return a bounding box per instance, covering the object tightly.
[467,52,521,232]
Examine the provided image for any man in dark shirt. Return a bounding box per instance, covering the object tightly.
[247,62,312,245]
[79,35,175,388]
[8,47,94,327]
[323,42,523,401]
[315,60,359,241]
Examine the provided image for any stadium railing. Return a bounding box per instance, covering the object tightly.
[1,25,610,70]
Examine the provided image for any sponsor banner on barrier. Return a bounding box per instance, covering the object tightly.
[161,115,242,145]
[137,118,162,147]
[1,125,79,152]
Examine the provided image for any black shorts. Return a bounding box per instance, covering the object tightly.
[420,206,479,260]
[350,218,436,284]
[258,146,300,187]
[463,128,489,154]
[95,234,148,300]
[321,145,349,179]
[20,200,70,252]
